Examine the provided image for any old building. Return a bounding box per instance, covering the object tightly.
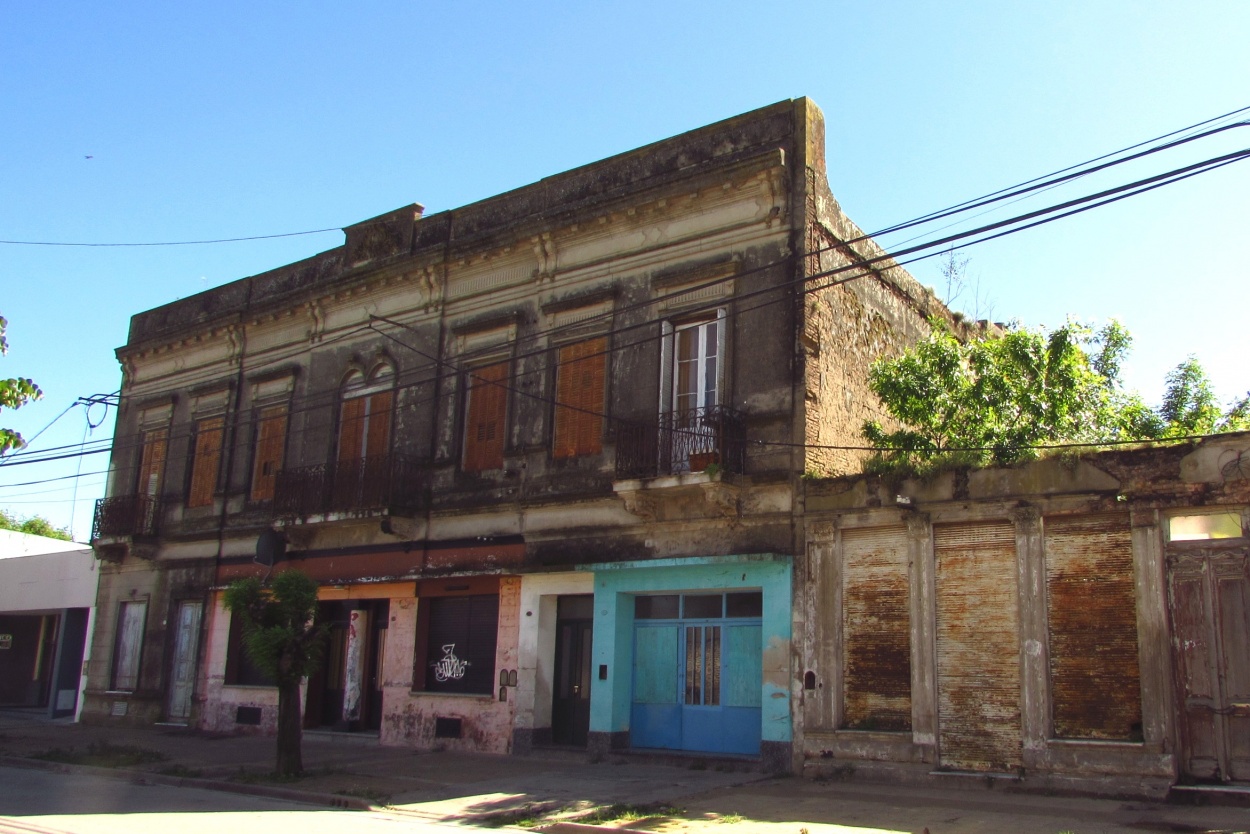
[87,98,954,771]
[800,433,1250,796]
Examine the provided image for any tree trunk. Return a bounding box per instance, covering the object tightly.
[275,679,304,776]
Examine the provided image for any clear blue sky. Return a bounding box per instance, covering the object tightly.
[3,1,1248,540]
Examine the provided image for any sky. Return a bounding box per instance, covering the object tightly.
[2,1,1248,541]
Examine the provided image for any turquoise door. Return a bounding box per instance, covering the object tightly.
[630,593,762,755]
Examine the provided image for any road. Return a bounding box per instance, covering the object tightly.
[0,767,469,834]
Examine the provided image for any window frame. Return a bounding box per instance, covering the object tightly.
[337,365,395,465]
[462,360,510,473]
[248,402,290,504]
[186,415,225,509]
[551,337,608,460]
[659,308,727,418]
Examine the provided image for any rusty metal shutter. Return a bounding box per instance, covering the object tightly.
[553,338,606,460]
[841,525,912,731]
[935,521,1021,771]
[423,594,499,695]
[464,362,508,472]
[187,416,224,508]
[1045,513,1142,740]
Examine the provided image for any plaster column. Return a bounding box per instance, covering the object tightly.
[1011,505,1050,768]
[906,512,938,760]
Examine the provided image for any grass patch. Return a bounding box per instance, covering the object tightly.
[578,803,683,825]
[334,786,391,804]
[156,764,204,778]
[227,765,340,785]
[718,812,744,824]
[477,802,561,828]
[31,741,167,769]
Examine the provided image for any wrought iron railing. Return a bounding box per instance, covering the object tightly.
[615,405,746,480]
[272,453,427,518]
[92,494,163,540]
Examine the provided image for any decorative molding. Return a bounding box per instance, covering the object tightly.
[306,300,326,344]
[618,490,659,522]
[699,480,740,517]
[532,233,557,283]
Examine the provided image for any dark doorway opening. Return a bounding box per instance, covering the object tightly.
[551,594,593,747]
[304,599,388,732]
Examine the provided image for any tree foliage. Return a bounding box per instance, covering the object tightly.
[862,319,1248,475]
[1,314,43,454]
[223,570,327,776]
[0,509,73,540]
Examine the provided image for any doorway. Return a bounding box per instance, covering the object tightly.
[305,599,389,731]
[551,595,593,747]
[166,600,203,722]
[1169,547,1250,783]
[630,591,762,756]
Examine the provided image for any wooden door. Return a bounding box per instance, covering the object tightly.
[166,601,202,722]
[1170,549,1250,783]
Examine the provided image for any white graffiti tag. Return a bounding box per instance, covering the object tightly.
[432,643,469,682]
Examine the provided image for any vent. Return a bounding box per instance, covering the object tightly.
[235,706,263,726]
[434,717,463,739]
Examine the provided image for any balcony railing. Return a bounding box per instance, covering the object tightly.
[616,405,746,480]
[273,453,428,519]
[92,494,163,540]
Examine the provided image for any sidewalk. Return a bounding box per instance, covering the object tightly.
[2,711,1248,833]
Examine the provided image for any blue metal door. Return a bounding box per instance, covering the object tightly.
[630,593,762,755]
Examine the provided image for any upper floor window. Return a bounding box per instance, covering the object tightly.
[187,416,224,508]
[249,404,289,503]
[136,427,168,497]
[553,337,607,460]
[463,361,508,472]
[665,311,725,416]
[338,365,394,464]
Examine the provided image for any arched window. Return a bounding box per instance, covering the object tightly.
[338,364,395,465]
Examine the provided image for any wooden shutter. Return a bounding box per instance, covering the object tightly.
[364,390,393,459]
[338,396,367,463]
[934,521,1022,772]
[464,362,508,472]
[841,525,912,731]
[1045,513,1141,740]
[112,600,147,691]
[553,338,606,459]
[137,428,168,497]
[249,405,288,502]
[187,417,224,508]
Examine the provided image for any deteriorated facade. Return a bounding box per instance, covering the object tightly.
[801,433,1250,796]
[86,98,954,772]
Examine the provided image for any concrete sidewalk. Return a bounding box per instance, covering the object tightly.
[2,711,1249,833]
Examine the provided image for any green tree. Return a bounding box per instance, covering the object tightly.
[861,319,1245,475]
[0,509,73,540]
[1,314,43,454]
[223,570,327,776]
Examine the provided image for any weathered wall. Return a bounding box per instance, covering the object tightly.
[801,433,1250,796]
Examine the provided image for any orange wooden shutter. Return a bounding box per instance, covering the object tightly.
[464,362,508,472]
[553,338,605,459]
[250,405,288,502]
[338,396,367,463]
[364,390,393,459]
[137,428,168,496]
[187,416,224,508]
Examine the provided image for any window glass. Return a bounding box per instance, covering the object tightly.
[421,595,499,695]
[224,610,274,686]
[635,595,680,620]
[682,594,724,619]
[726,591,763,618]
[1169,512,1243,541]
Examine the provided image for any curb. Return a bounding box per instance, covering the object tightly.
[0,755,376,812]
